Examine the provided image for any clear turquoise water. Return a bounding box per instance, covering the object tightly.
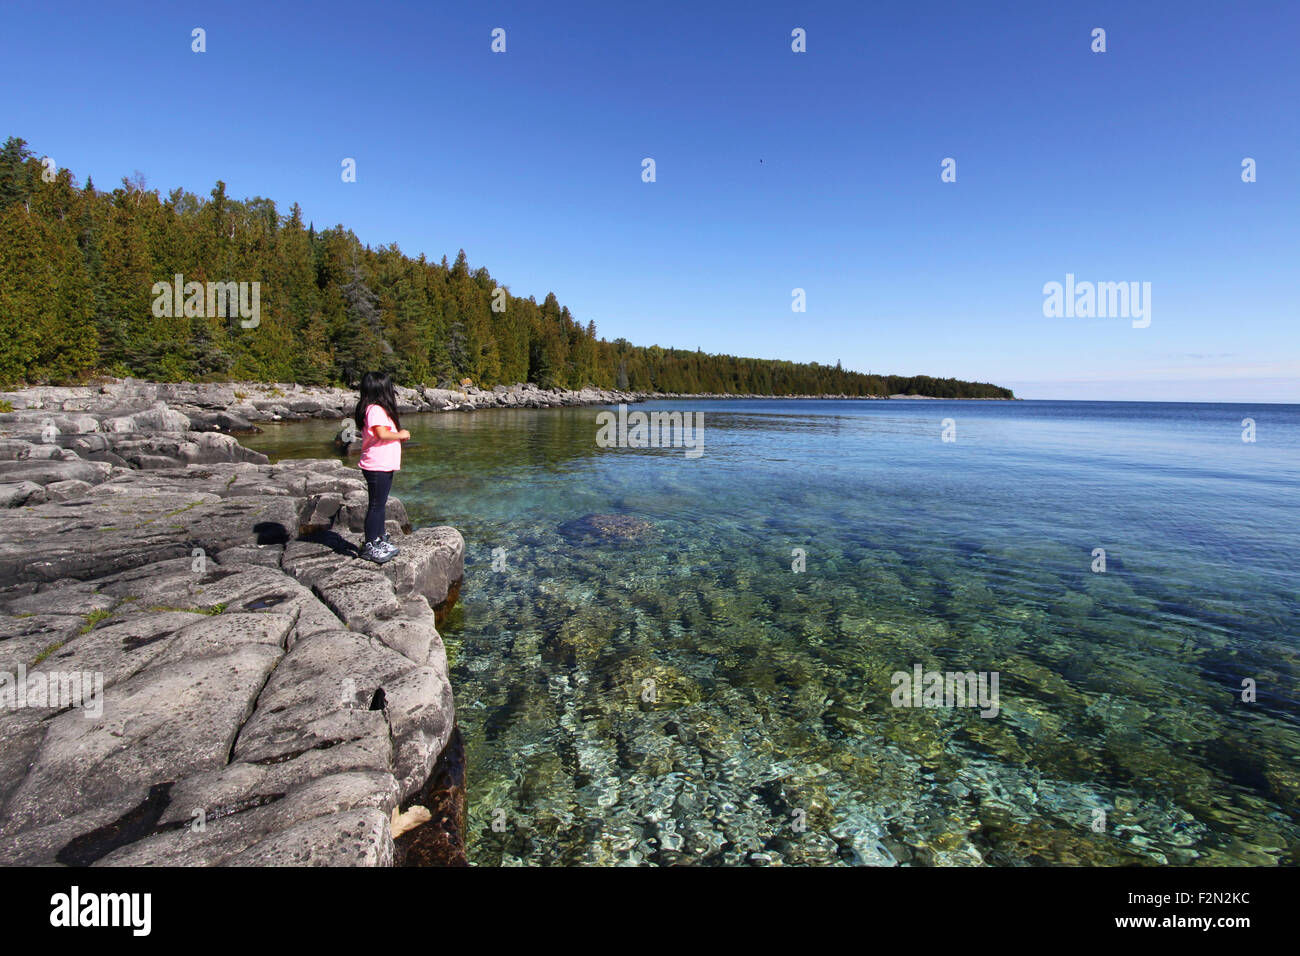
[246,400,1300,866]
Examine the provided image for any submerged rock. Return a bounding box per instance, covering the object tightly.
[558,513,654,542]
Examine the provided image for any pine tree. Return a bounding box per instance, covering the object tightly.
[0,134,1016,399]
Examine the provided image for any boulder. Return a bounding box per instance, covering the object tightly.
[0,458,111,487]
[0,439,35,460]
[0,481,45,508]
[131,402,193,432]
[378,526,465,611]
[185,409,259,434]
[42,479,93,502]
[558,513,655,542]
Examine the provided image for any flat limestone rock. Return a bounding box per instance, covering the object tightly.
[0,492,299,584]
[232,629,411,759]
[0,643,282,834]
[0,710,54,825]
[383,664,456,798]
[0,793,149,866]
[0,612,87,667]
[93,771,400,867]
[0,385,468,866]
[24,610,209,692]
[0,458,111,487]
[43,479,94,502]
[222,807,393,867]
[214,543,284,569]
[231,626,453,803]
[0,438,38,460]
[369,597,441,664]
[281,536,356,587]
[93,562,302,615]
[155,740,395,830]
[2,583,117,617]
[184,409,257,434]
[313,565,404,633]
[379,526,465,611]
[149,612,295,666]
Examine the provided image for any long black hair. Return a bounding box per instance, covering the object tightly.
[354,371,401,433]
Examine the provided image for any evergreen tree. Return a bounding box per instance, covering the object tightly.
[0,133,1016,399]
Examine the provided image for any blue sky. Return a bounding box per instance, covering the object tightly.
[3,0,1296,401]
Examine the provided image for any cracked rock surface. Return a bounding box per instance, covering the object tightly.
[0,390,464,866]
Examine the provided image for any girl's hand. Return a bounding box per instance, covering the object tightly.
[398,429,412,441]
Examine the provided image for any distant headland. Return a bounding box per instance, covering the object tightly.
[0,135,1013,402]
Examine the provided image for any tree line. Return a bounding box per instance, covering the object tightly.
[0,137,1014,398]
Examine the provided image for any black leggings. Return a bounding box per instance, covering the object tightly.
[361,469,394,543]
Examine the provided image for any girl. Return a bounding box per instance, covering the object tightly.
[354,371,411,564]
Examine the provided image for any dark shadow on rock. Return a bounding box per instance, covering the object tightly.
[252,520,292,546]
[56,783,174,866]
[299,528,361,558]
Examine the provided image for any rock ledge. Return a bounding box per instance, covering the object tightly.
[0,390,466,867]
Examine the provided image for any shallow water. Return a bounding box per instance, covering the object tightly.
[246,399,1300,866]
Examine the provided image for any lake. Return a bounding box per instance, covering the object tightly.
[244,399,1300,866]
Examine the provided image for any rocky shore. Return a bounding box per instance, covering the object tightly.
[0,379,652,432]
[0,376,1007,866]
[0,378,999,448]
[0,382,467,866]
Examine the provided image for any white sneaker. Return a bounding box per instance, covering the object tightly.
[361,540,395,564]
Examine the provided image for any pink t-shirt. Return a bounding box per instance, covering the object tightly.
[358,403,401,471]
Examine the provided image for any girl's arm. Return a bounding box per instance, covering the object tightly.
[373,425,411,441]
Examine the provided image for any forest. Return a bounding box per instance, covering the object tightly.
[0,137,1014,399]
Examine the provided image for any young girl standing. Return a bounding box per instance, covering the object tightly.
[354,371,410,564]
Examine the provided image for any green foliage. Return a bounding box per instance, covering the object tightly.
[77,608,112,634]
[32,641,65,665]
[0,136,1014,399]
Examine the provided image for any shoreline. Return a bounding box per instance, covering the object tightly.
[0,380,468,866]
[1,379,1017,433]
[0,376,1008,865]
[635,393,1018,401]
